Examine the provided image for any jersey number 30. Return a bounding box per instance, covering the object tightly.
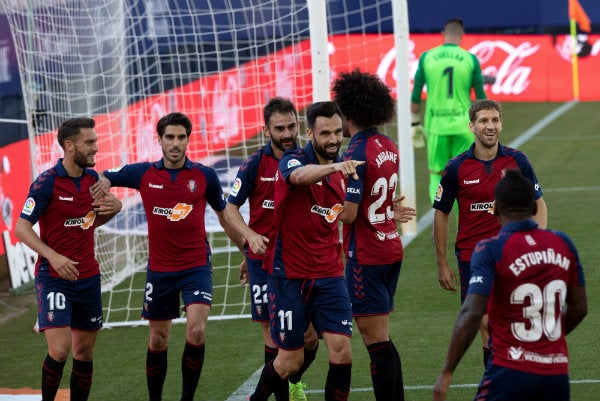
[510,280,567,342]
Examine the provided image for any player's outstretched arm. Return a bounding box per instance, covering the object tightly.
[289,160,365,186]
[433,294,487,401]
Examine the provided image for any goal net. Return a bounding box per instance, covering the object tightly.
[2,0,406,327]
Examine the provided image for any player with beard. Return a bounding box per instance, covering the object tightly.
[15,117,122,401]
[433,99,547,367]
[225,97,318,401]
[93,112,244,401]
[248,101,363,401]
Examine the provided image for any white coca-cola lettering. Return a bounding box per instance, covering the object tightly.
[469,41,540,95]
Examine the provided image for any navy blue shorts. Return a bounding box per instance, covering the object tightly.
[247,257,269,322]
[475,364,569,401]
[267,275,352,350]
[35,274,103,331]
[345,261,401,316]
[142,267,212,320]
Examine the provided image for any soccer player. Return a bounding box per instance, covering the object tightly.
[225,97,318,401]
[332,69,416,401]
[15,117,122,401]
[248,101,363,401]
[411,18,487,203]
[433,169,587,401]
[94,112,244,401]
[433,99,548,366]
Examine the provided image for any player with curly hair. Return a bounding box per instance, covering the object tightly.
[333,69,416,401]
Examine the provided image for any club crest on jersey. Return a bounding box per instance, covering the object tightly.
[311,203,343,223]
[47,311,54,322]
[21,197,35,216]
[187,180,197,193]
[153,203,193,221]
[64,210,96,229]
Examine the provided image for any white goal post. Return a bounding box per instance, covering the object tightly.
[1,0,414,327]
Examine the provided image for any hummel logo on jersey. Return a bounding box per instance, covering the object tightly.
[311,204,343,223]
[149,183,163,189]
[153,203,193,221]
[259,176,276,182]
[509,346,524,360]
[464,178,480,185]
[64,211,96,230]
[59,196,73,201]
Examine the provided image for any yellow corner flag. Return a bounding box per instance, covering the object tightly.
[569,0,591,32]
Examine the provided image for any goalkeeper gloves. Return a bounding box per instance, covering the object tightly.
[411,113,426,149]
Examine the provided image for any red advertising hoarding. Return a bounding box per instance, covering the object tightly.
[2,33,599,261]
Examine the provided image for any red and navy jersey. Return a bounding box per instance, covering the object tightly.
[264,143,346,279]
[468,219,585,375]
[103,158,226,272]
[19,159,100,279]
[227,143,280,260]
[433,143,542,261]
[342,130,403,265]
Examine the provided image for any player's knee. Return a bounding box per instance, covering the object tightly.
[274,352,303,379]
[186,325,206,345]
[326,337,352,364]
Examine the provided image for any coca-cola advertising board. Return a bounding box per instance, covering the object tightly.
[2,32,599,263]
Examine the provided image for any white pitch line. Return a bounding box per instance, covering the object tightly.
[225,101,580,401]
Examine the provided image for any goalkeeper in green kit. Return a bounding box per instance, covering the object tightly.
[410,18,488,203]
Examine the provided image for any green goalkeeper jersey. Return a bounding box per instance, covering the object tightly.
[411,43,486,136]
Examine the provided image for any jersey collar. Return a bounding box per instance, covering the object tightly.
[156,157,193,170]
[466,142,508,159]
[500,219,538,233]
[55,158,90,178]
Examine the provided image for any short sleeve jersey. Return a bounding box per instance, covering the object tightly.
[468,220,585,375]
[264,143,346,279]
[433,143,542,262]
[103,158,226,272]
[342,130,404,265]
[411,43,486,136]
[227,143,279,260]
[19,159,100,279]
